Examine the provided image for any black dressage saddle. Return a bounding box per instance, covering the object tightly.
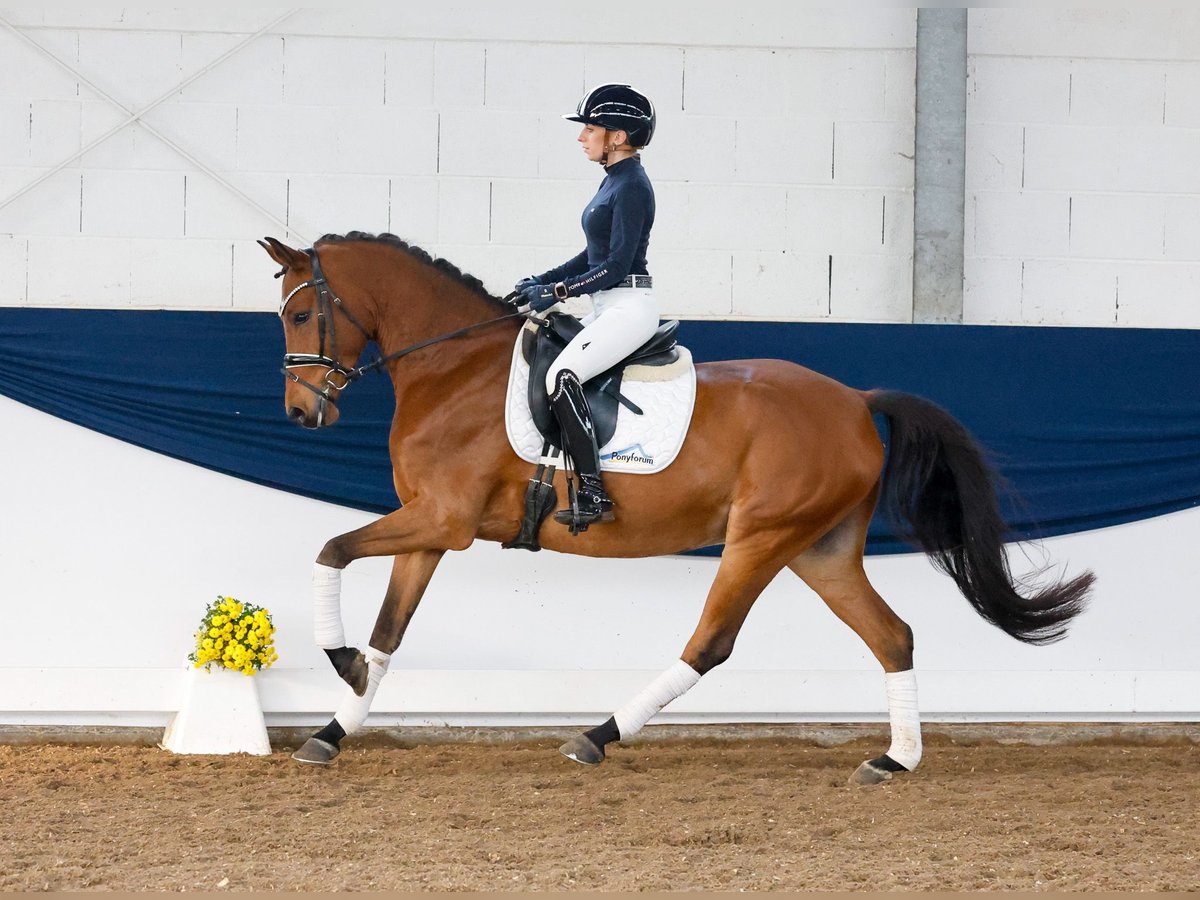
[523,312,681,449]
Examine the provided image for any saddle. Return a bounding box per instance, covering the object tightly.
[523,312,681,449]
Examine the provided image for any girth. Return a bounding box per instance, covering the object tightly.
[523,312,680,449]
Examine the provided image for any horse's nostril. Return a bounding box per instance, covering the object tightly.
[287,406,307,422]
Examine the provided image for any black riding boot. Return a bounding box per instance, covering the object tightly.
[550,370,614,530]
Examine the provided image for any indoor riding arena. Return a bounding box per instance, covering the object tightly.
[2,7,1198,893]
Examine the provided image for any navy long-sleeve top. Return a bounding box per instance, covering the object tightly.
[536,156,655,297]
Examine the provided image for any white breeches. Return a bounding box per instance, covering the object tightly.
[545,287,659,392]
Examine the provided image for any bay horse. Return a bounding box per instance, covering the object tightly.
[259,232,1093,784]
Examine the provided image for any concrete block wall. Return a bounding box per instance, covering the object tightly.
[965,9,1200,328]
[0,6,916,321]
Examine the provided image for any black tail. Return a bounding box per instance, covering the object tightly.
[868,390,1093,645]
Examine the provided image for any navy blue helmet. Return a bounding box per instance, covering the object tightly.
[564,83,656,148]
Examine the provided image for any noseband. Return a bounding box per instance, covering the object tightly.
[279,246,525,426]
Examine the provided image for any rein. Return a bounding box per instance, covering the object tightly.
[280,246,524,424]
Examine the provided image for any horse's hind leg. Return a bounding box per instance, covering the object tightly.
[788,505,920,785]
[560,541,791,766]
[293,550,444,765]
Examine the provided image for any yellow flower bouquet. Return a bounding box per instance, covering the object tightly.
[188,595,278,675]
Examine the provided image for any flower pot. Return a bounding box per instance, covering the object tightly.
[160,663,271,755]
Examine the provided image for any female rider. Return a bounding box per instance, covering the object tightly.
[515,83,658,530]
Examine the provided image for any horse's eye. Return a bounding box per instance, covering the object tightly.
[293,311,311,326]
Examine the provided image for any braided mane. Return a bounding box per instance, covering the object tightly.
[316,231,510,311]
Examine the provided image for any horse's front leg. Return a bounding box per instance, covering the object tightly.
[305,497,474,691]
[294,549,445,765]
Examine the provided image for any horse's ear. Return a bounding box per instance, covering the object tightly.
[257,236,307,272]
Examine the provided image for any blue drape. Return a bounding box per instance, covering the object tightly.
[2,308,1198,554]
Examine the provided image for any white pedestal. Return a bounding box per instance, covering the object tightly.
[161,664,271,755]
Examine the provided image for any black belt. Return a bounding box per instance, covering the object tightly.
[613,274,652,289]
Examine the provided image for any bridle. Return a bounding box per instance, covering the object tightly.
[279,246,525,426]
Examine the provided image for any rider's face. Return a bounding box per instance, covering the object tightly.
[578,124,613,162]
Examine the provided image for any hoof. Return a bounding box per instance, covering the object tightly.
[325,647,369,695]
[848,760,892,785]
[559,734,605,766]
[292,738,340,766]
[848,754,908,786]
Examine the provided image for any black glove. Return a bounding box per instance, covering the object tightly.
[513,275,541,293]
[521,283,560,312]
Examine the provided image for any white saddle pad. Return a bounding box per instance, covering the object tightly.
[504,323,697,474]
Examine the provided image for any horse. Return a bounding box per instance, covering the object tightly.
[259,231,1094,784]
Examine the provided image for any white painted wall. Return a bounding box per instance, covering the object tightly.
[965,8,1200,327]
[3,395,1196,727]
[0,5,916,322]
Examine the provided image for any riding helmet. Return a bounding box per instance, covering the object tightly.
[564,83,656,148]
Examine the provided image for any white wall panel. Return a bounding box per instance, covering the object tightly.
[1068,193,1165,261]
[833,120,913,188]
[129,237,232,308]
[0,27,80,100]
[0,169,80,236]
[489,178,591,247]
[0,235,26,304]
[28,100,82,164]
[281,36,386,107]
[1020,259,1119,326]
[652,112,736,184]
[333,106,440,176]
[684,48,790,118]
[383,40,435,108]
[968,10,1200,328]
[964,122,1024,192]
[682,183,787,252]
[179,33,285,105]
[968,57,1071,125]
[286,174,390,241]
[731,250,827,319]
[733,117,832,185]
[75,30,182,110]
[970,191,1070,258]
[438,109,540,178]
[0,101,32,166]
[183,171,288,241]
[1164,62,1200,127]
[432,42,485,108]
[1115,264,1200,328]
[969,8,1200,60]
[962,255,1023,325]
[232,238,278,310]
[1164,196,1200,261]
[1069,60,1166,127]
[434,177,490,246]
[829,252,912,322]
[388,176,440,244]
[26,235,129,306]
[233,104,339,174]
[81,170,183,237]
[483,43,584,111]
[652,249,732,318]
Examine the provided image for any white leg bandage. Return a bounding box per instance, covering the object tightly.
[333,646,391,736]
[613,659,701,740]
[312,562,345,649]
[885,669,922,771]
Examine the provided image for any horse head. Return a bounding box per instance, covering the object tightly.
[259,236,375,429]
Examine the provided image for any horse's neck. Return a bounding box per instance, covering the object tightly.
[373,271,516,410]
